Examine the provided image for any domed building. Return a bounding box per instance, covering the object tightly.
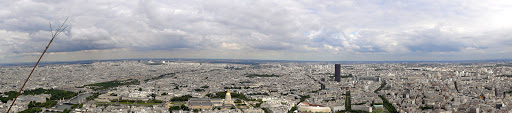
[224,90,234,105]
[222,90,235,109]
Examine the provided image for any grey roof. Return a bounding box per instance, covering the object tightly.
[189,101,213,106]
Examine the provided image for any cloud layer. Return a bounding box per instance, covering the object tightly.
[1,0,512,63]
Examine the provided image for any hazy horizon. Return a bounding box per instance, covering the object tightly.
[3,57,512,65]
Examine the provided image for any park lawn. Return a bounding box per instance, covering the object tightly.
[119,102,134,104]
[137,102,161,105]
[170,101,186,106]
[374,109,387,113]
[95,102,161,106]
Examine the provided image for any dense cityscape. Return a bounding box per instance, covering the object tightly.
[1,60,511,113]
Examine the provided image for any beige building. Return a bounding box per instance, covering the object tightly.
[186,90,236,110]
[187,98,213,109]
[223,90,234,105]
[221,90,235,109]
[297,102,331,113]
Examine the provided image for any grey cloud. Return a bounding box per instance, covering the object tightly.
[306,28,388,53]
[398,26,487,52]
[1,0,512,62]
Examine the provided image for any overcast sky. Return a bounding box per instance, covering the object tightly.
[1,0,512,63]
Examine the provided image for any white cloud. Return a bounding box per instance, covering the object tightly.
[1,0,512,63]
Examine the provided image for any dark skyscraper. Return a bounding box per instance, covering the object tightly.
[335,64,341,82]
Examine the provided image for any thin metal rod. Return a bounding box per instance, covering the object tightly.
[6,17,68,113]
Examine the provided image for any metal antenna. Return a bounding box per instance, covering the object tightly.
[6,17,68,113]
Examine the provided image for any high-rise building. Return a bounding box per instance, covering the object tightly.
[335,64,341,82]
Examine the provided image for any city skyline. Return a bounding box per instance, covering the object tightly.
[1,0,512,63]
[2,60,511,112]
